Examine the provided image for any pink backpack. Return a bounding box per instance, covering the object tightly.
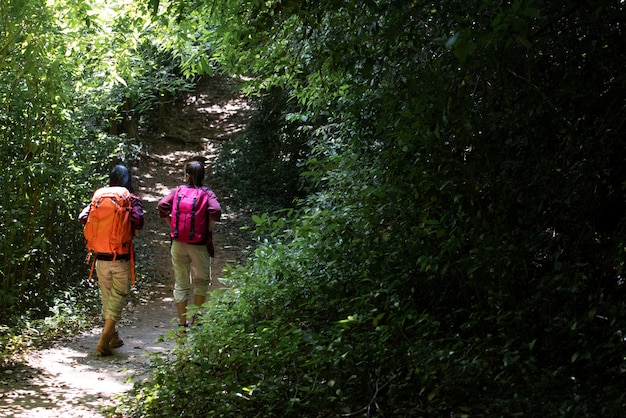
[170,186,210,244]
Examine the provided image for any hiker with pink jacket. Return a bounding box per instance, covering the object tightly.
[157,160,221,329]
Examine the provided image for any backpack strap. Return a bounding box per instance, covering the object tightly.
[130,241,135,285]
[173,193,182,240]
[87,252,96,281]
[189,197,197,240]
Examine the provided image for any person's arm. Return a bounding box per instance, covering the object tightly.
[157,187,177,227]
[130,195,145,233]
[204,189,220,257]
[78,190,96,225]
[207,189,221,231]
[78,204,91,225]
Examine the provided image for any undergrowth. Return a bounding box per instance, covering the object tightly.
[0,281,101,364]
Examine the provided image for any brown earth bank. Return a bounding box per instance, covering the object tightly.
[0,75,255,418]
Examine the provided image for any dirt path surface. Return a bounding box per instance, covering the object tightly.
[0,76,253,418]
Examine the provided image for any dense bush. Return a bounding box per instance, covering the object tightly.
[0,0,199,360]
[3,0,625,415]
[216,86,311,211]
[118,0,626,416]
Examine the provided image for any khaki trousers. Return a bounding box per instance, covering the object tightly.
[96,259,131,321]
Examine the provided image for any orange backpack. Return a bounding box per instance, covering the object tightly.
[83,186,135,283]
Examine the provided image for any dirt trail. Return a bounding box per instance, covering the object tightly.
[0,76,253,417]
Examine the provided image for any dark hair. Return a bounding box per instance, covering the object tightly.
[185,160,205,187]
[109,165,135,193]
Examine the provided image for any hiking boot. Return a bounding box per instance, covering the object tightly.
[110,331,124,348]
[96,334,113,356]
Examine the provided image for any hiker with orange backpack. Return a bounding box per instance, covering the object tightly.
[157,160,221,329]
[79,165,144,356]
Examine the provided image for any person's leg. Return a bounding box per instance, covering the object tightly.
[107,260,131,348]
[97,318,116,356]
[171,241,192,325]
[176,301,188,327]
[188,246,212,324]
[95,260,114,355]
[96,260,130,355]
[96,260,112,322]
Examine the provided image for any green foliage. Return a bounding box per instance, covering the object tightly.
[216,86,311,211]
[64,0,199,136]
[1,0,622,415]
[0,0,86,319]
[120,0,626,416]
[0,0,191,359]
[0,283,101,362]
